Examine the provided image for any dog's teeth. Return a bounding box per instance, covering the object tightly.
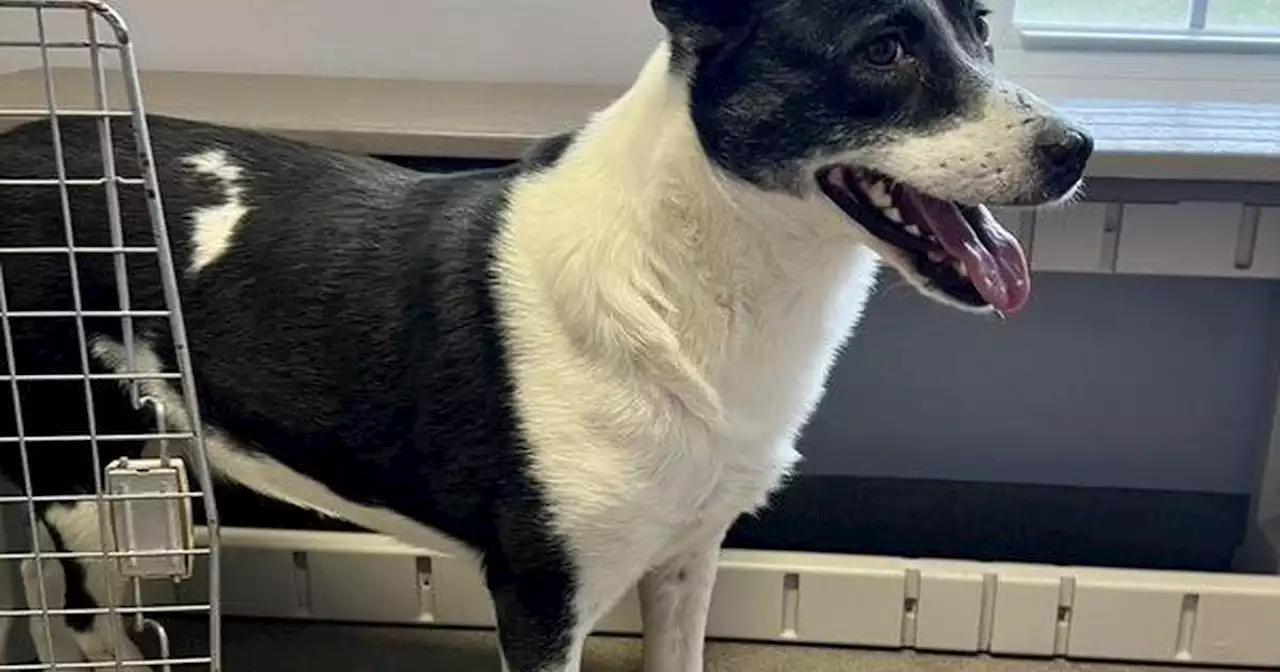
[870,186,893,208]
[953,260,967,276]
[904,224,921,237]
[885,207,903,223]
[928,251,946,263]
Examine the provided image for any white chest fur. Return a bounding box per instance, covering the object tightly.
[491,45,882,586]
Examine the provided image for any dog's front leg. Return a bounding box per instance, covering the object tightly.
[639,531,726,672]
[486,560,588,672]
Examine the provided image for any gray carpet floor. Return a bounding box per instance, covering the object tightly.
[183,619,1242,672]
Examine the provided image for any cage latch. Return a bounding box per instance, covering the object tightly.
[104,396,196,581]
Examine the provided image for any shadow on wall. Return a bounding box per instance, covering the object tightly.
[803,271,1280,494]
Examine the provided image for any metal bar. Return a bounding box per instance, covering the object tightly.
[0,371,182,382]
[0,604,211,619]
[1015,20,1280,37]
[1,658,214,672]
[1016,29,1280,54]
[4,309,171,318]
[0,177,146,186]
[0,109,132,118]
[0,0,117,8]
[86,6,141,407]
[1234,205,1262,270]
[0,40,120,48]
[0,491,205,504]
[35,10,129,669]
[1189,0,1211,31]
[0,432,195,443]
[0,548,211,561]
[0,257,62,671]
[129,579,144,642]
[112,8,226,669]
[0,246,159,254]
[8,12,67,669]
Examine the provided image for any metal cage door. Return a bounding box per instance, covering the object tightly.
[0,2,222,671]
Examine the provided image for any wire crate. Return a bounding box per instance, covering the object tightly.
[0,2,221,671]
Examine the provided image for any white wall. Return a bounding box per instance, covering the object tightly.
[2,0,663,83]
[3,0,1279,102]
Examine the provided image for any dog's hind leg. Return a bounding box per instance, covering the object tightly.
[638,531,726,672]
[485,541,655,672]
[42,503,150,671]
[20,519,90,666]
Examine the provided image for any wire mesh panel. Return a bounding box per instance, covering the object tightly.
[0,2,221,671]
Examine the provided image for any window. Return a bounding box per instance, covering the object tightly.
[1013,0,1280,52]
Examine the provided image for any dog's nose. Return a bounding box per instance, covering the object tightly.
[1035,126,1094,176]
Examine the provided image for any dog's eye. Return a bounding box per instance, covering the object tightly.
[975,9,992,42]
[863,36,905,67]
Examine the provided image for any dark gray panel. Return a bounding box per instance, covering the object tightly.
[726,476,1247,571]
[800,273,1279,494]
[1083,178,1280,206]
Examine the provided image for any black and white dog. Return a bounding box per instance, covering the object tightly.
[0,0,1091,670]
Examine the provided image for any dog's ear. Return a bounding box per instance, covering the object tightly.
[651,0,755,47]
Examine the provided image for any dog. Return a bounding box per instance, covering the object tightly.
[0,0,1091,670]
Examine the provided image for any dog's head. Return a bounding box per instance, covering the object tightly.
[653,0,1093,315]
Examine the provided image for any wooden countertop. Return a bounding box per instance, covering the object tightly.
[2,67,1279,182]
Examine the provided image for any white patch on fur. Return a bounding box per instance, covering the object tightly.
[18,524,86,667]
[183,149,250,274]
[87,338,477,561]
[21,557,86,666]
[492,41,881,648]
[38,505,149,670]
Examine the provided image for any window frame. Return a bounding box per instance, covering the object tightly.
[983,0,1280,105]
[1012,0,1280,55]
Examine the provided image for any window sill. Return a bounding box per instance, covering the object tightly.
[1014,27,1280,56]
[1,67,1278,183]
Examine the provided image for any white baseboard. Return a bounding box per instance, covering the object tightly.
[160,527,1280,668]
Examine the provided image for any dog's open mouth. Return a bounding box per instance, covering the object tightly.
[817,165,1031,314]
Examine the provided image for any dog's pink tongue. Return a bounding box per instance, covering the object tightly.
[896,187,1031,314]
